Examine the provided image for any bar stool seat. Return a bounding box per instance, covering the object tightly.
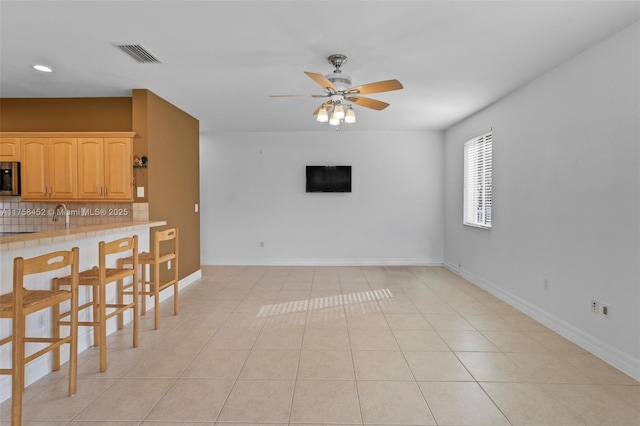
[75,266,137,282]
[0,289,70,309]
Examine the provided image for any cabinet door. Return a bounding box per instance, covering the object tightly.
[104,138,132,200]
[20,138,49,199]
[0,138,20,161]
[49,138,78,199]
[78,138,105,199]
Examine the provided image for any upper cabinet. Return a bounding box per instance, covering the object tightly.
[2,132,135,202]
[21,137,78,200]
[104,138,133,200]
[0,138,21,161]
[77,137,104,199]
[78,137,133,200]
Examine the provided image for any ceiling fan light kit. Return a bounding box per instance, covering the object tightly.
[317,105,329,122]
[270,54,403,127]
[332,104,345,120]
[344,106,356,124]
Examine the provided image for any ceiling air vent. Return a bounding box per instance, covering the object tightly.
[113,43,161,64]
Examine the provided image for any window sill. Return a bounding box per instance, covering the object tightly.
[463,222,491,230]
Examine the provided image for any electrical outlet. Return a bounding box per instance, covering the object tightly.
[543,278,549,290]
[37,311,46,329]
[259,241,264,248]
[601,304,610,318]
[590,299,599,314]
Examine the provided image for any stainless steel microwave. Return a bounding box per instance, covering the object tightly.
[0,162,20,196]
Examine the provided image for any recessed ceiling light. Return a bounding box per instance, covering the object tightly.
[33,64,54,73]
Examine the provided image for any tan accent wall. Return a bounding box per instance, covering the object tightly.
[0,98,132,131]
[131,92,149,203]
[132,89,200,281]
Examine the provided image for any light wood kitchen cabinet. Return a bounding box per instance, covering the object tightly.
[78,137,133,200]
[104,138,133,200]
[77,138,104,199]
[20,137,78,200]
[0,138,20,161]
[1,132,136,202]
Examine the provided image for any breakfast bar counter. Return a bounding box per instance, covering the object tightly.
[0,220,166,252]
[0,220,166,395]
[0,220,166,294]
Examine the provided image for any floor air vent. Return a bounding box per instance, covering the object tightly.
[113,43,161,63]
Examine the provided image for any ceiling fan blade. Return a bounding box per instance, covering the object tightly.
[347,79,403,95]
[349,95,390,111]
[269,94,325,98]
[304,71,337,91]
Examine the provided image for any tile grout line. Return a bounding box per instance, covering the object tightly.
[285,265,307,425]
[346,265,367,426]
[214,265,276,424]
[403,266,452,426]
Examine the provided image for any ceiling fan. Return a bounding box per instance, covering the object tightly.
[269,54,403,126]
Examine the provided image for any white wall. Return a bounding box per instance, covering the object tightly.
[200,130,444,265]
[444,22,640,379]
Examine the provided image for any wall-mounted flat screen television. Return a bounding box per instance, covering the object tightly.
[306,166,352,193]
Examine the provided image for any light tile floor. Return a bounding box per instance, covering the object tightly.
[2,265,639,425]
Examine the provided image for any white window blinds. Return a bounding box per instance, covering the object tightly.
[463,131,492,228]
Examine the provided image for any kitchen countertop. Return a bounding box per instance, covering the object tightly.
[0,221,166,252]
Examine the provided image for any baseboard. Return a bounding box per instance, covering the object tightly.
[202,257,443,266]
[179,269,202,290]
[443,260,640,381]
[0,269,203,403]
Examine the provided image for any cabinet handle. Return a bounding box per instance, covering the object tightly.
[43,187,47,195]
[99,187,102,196]
[105,187,108,195]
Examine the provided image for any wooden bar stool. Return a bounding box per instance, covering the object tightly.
[0,247,80,426]
[53,236,138,372]
[119,228,178,330]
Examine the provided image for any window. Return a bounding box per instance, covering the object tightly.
[463,131,492,228]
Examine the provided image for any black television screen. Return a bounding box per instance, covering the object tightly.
[306,166,352,193]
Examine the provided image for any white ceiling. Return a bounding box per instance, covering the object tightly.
[1,1,638,134]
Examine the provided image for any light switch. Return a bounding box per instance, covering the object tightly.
[137,186,145,197]
[195,203,199,213]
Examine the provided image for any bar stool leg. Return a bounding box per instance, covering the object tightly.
[173,265,179,317]
[133,265,139,348]
[52,277,62,371]
[141,264,147,315]
[154,260,160,330]
[68,281,79,395]
[117,258,125,330]
[91,283,99,347]
[99,275,107,372]
[11,297,25,425]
